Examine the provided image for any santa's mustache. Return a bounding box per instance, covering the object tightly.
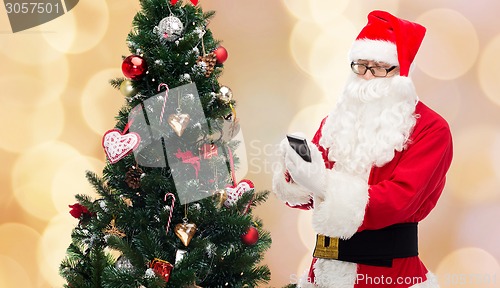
[343,75,395,103]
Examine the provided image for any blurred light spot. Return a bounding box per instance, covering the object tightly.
[413,74,461,123]
[289,20,322,76]
[343,0,400,24]
[283,0,314,21]
[0,223,41,286]
[108,0,141,13]
[308,16,356,96]
[34,55,70,105]
[38,214,75,287]
[0,255,32,288]
[0,99,64,153]
[417,196,456,269]
[42,1,110,54]
[436,247,500,288]
[0,7,10,49]
[0,27,64,65]
[478,34,500,107]
[492,133,500,179]
[310,0,350,24]
[51,156,104,214]
[81,68,125,135]
[289,103,331,138]
[0,73,65,153]
[31,100,65,145]
[12,141,82,220]
[456,205,500,261]
[416,9,479,80]
[309,17,354,73]
[296,79,333,109]
[447,126,500,204]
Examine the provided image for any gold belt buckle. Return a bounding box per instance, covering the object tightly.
[313,234,339,259]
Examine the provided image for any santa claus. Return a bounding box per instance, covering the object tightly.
[273,10,453,288]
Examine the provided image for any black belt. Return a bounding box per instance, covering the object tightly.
[313,223,418,267]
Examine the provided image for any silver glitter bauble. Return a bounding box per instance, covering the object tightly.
[218,86,233,102]
[115,256,134,271]
[153,16,184,42]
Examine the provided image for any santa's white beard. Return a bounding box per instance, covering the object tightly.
[319,74,418,176]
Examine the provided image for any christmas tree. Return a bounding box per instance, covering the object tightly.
[59,0,271,287]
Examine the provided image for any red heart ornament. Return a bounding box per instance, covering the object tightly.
[224,179,254,207]
[102,129,141,164]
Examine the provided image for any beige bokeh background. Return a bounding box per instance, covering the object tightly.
[1,0,500,287]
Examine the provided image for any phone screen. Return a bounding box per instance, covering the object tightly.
[286,134,312,162]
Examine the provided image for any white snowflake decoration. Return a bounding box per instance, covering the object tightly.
[194,27,206,38]
[145,268,155,278]
[180,73,191,82]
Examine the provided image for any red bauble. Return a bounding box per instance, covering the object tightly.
[213,46,228,64]
[241,226,259,245]
[122,55,147,79]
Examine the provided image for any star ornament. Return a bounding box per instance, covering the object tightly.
[103,219,126,238]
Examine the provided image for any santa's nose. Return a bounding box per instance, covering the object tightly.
[359,71,376,80]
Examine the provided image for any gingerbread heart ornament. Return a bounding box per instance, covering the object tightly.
[224,179,254,207]
[168,113,191,137]
[102,129,141,164]
[174,222,197,246]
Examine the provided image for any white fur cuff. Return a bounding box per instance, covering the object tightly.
[312,170,369,238]
[272,152,312,206]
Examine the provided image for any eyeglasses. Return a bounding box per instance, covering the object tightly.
[350,61,398,77]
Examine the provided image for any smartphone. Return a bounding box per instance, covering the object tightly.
[286,134,312,162]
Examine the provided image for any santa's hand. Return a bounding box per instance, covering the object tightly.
[283,138,326,199]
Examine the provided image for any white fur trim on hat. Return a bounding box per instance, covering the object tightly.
[349,39,398,66]
[312,170,369,239]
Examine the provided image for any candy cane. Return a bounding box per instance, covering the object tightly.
[158,83,169,125]
[164,193,175,234]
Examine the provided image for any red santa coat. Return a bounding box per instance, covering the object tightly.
[276,102,453,287]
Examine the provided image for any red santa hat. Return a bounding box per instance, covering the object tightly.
[349,10,426,77]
